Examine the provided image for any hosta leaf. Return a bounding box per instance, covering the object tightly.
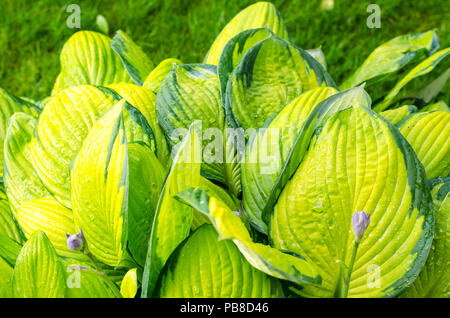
[0,192,24,243]
[420,100,449,113]
[143,58,182,93]
[0,255,13,297]
[217,27,272,106]
[191,176,239,230]
[29,85,118,207]
[52,31,131,94]
[0,234,22,267]
[111,30,154,86]
[71,101,129,266]
[156,225,283,298]
[271,105,433,297]
[204,1,290,65]
[157,64,226,184]
[107,82,170,166]
[4,113,49,213]
[120,268,138,298]
[242,87,338,232]
[176,188,322,286]
[63,259,120,298]
[397,111,450,178]
[127,142,165,266]
[12,231,66,298]
[341,30,438,89]
[306,47,327,70]
[401,178,449,298]
[16,196,84,260]
[379,105,418,125]
[0,87,40,177]
[410,68,450,104]
[141,124,202,297]
[242,87,371,233]
[226,35,336,129]
[374,48,450,112]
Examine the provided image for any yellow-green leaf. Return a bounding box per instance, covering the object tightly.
[397,111,450,178]
[12,231,66,298]
[271,105,433,297]
[71,100,128,266]
[204,1,290,65]
[120,268,138,298]
[143,58,182,93]
[52,31,131,94]
[379,105,418,125]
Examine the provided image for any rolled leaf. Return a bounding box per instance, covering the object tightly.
[111,30,154,86]
[374,48,450,112]
[141,124,202,297]
[397,111,450,178]
[143,58,182,93]
[341,30,438,89]
[271,105,433,297]
[204,1,290,65]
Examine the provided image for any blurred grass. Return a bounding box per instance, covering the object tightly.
[0,0,448,100]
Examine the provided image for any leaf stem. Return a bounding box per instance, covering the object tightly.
[341,241,359,298]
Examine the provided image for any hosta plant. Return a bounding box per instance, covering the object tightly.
[0,2,448,298]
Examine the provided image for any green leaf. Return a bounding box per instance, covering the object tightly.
[379,105,418,125]
[217,27,272,107]
[71,100,129,266]
[226,35,336,129]
[410,68,450,104]
[120,268,138,298]
[127,142,165,266]
[271,105,433,297]
[204,1,290,65]
[397,110,450,179]
[0,87,40,177]
[63,259,120,298]
[246,86,371,232]
[4,113,49,213]
[341,30,438,89]
[0,255,13,297]
[141,124,202,297]
[401,178,449,298]
[0,234,22,267]
[156,224,283,298]
[96,14,109,34]
[306,47,327,70]
[176,188,322,287]
[374,48,450,112]
[143,58,182,93]
[111,30,154,86]
[52,31,131,94]
[242,87,338,232]
[12,231,66,298]
[29,85,118,207]
[16,196,85,260]
[107,82,171,167]
[156,64,226,184]
[421,100,449,113]
[0,191,24,244]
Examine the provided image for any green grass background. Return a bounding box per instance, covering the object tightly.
[0,0,448,100]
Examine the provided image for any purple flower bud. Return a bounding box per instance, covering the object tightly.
[65,229,85,251]
[351,211,370,242]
